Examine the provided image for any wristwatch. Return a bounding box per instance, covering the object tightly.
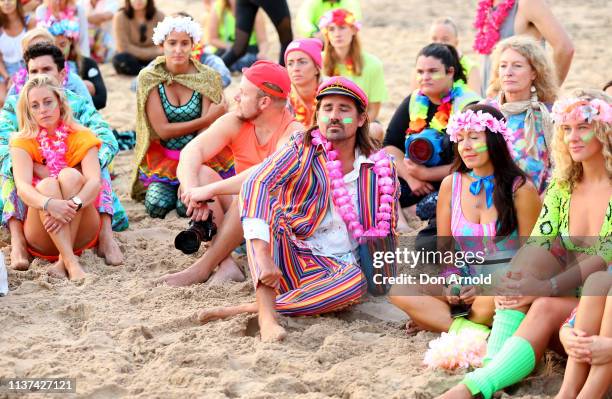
[70,196,83,211]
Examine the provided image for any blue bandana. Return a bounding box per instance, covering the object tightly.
[468,171,494,208]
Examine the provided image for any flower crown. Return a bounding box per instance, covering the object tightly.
[318,9,361,32]
[38,5,79,40]
[152,16,202,46]
[551,97,612,124]
[44,19,80,39]
[446,109,512,143]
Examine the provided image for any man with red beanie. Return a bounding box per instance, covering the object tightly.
[157,60,303,287]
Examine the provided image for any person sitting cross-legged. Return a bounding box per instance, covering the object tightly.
[195,77,400,342]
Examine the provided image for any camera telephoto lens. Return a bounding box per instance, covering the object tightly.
[174,212,217,254]
[175,228,201,254]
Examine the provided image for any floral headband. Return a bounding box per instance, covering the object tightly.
[38,5,80,41]
[152,16,202,46]
[447,109,512,143]
[44,19,80,40]
[551,97,612,124]
[318,9,361,32]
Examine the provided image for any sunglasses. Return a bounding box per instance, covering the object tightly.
[139,23,147,43]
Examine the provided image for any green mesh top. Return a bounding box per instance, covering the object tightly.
[158,83,202,150]
[527,179,612,264]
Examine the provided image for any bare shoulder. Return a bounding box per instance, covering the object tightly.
[284,120,305,136]
[515,179,540,204]
[440,173,454,192]
[518,0,549,19]
[207,112,245,139]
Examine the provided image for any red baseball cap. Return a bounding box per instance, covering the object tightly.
[243,60,291,99]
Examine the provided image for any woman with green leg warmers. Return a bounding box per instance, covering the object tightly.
[439,90,612,399]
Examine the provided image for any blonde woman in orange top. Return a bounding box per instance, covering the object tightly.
[10,75,104,280]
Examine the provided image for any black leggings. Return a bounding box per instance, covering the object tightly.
[112,52,153,76]
[221,0,293,67]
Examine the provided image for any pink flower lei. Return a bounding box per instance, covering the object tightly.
[37,122,70,178]
[311,129,394,240]
[41,5,77,26]
[12,62,70,95]
[473,0,516,55]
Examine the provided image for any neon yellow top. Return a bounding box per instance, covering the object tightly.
[296,0,362,38]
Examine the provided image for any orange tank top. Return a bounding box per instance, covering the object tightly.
[230,109,294,173]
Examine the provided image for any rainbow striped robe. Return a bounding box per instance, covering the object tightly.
[240,132,400,316]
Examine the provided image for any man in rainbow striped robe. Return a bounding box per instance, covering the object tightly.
[197,77,400,342]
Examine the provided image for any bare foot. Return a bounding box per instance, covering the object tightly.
[10,242,30,271]
[47,258,68,279]
[405,319,424,336]
[436,384,472,399]
[197,307,231,324]
[63,257,86,281]
[97,235,123,266]
[157,262,212,287]
[208,258,245,285]
[259,316,287,342]
[197,303,257,324]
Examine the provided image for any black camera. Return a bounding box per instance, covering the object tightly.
[174,212,217,254]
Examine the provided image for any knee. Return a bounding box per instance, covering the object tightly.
[196,165,222,185]
[388,293,403,307]
[35,177,60,196]
[144,184,176,219]
[112,53,139,76]
[530,297,560,319]
[58,168,84,188]
[388,291,419,311]
[470,297,495,324]
[582,271,612,296]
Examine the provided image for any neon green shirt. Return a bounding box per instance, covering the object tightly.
[527,179,612,264]
[216,0,257,47]
[328,51,388,104]
[296,0,362,38]
[460,54,477,77]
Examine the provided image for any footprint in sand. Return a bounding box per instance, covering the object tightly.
[60,302,92,320]
[87,384,128,398]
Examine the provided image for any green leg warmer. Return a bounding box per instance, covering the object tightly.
[483,309,525,365]
[462,336,536,399]
[449,317,491,335]
[144,182,178,219]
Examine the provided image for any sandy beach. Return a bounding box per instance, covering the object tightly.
[1,0,611,397]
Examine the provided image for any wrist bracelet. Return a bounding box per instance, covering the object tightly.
[42,197,52,211]
[550,276,559,296]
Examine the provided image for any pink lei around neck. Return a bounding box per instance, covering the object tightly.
[37,122,70,178]
[311,129,394,240]
[473,0,516,55]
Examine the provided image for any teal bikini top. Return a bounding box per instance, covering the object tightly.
[158,83,202,150]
